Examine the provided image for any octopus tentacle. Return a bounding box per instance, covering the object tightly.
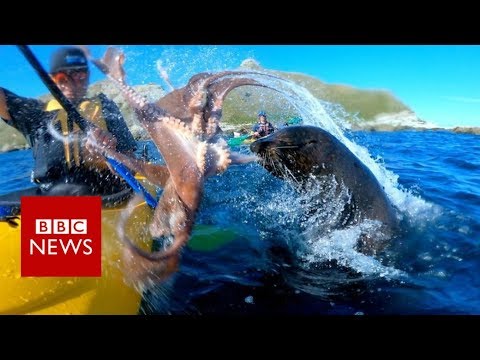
[203,77,281,140]
[84,47,210,287]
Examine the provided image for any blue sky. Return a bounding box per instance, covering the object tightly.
[1,45,479,128]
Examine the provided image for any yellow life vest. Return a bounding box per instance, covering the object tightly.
[45,98,108,169]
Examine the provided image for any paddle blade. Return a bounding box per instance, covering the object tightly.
[227,134,252,147]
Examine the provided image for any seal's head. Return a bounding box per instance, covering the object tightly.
[250,125,334,181]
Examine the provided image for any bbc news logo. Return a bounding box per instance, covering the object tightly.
[33,219,92,255]
[21,196,102,277]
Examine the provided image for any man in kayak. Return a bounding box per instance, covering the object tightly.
[252,110,275,139]
[0,46,137,195]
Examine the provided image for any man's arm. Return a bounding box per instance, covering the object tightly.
[0,88,45,138]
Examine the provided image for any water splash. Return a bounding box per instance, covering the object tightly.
[232,70,436,219]
[252,176,406,279]
[154,46,248,88]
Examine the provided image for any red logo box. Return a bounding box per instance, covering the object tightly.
[21,196,102,277]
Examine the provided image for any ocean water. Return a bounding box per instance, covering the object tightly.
[3,129,477,315]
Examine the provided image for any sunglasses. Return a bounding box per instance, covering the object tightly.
[53,70,89,84]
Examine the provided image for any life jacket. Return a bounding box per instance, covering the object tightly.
[44,97,109,170]
[256,122,274,137]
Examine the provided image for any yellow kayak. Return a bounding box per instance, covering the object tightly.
[0,180,155,315]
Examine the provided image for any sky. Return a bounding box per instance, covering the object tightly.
[1,44,479,128]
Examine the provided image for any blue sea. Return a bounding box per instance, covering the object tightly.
[1,129,478,315]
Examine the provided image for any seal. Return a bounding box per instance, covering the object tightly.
[250,125,398,255]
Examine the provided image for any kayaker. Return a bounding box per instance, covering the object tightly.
[0,46,137,195]
[252,110,275,139]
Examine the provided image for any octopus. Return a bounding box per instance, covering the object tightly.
[82,46,282,289]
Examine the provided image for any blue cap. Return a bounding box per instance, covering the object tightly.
[257,111,267,117]
[50,47,88,74]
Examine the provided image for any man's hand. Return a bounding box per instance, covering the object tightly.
[85,127,117,161]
